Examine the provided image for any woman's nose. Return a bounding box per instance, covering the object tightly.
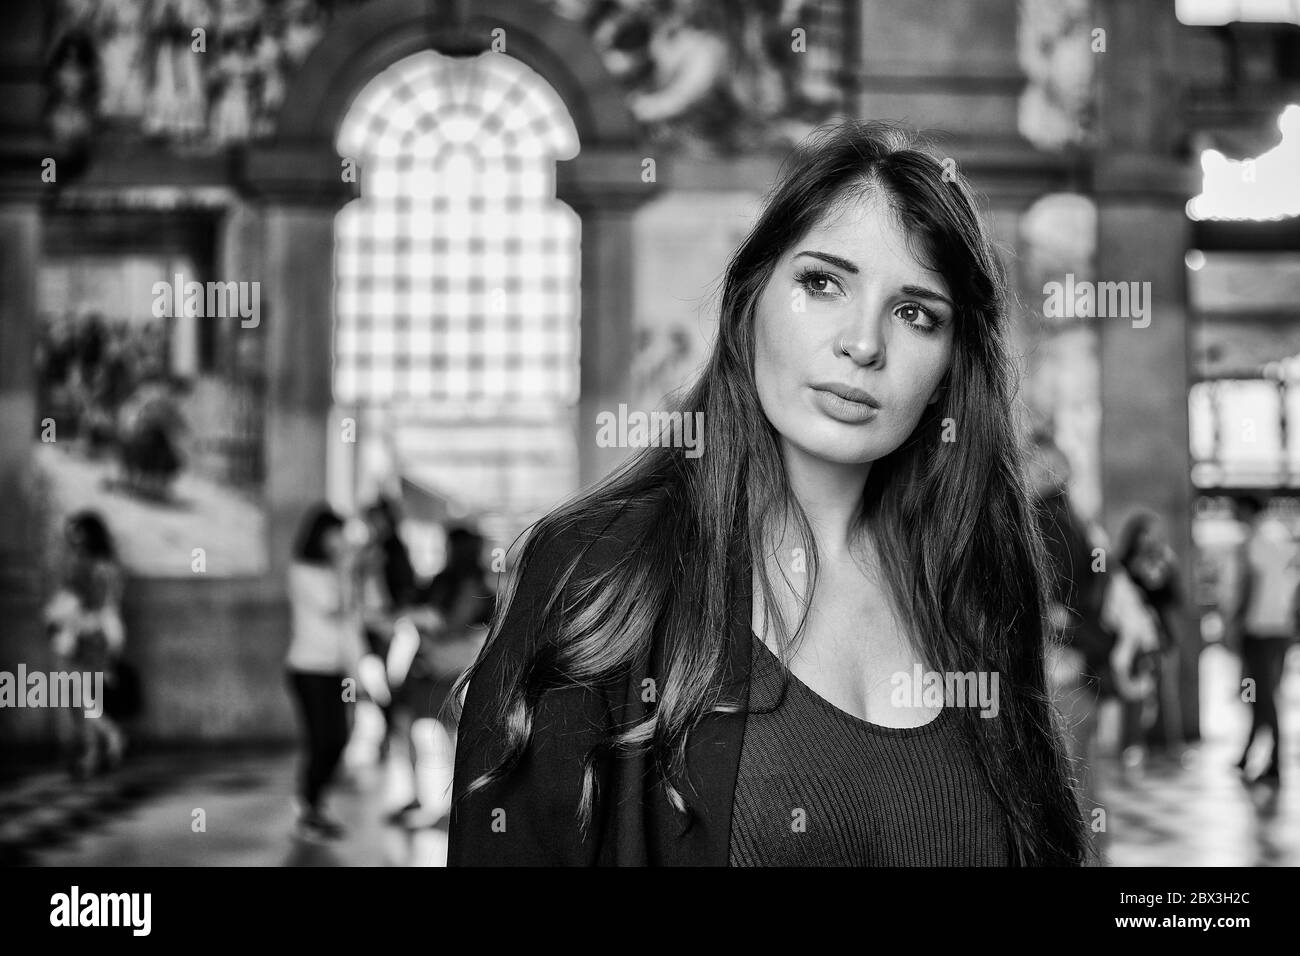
[838,312,886,366]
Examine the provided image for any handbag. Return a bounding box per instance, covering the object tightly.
[105,658,143,720]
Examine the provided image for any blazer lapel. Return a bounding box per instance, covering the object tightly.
[670,538,761,865]
[632,536,787,866]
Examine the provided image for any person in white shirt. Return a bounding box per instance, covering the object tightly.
[1230,495,1298,784]
[285,503,366,840]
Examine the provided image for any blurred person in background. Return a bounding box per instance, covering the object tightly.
[35,312,84,439]
[1228,495,1298,785]
[1117,509,1191,758]
[1029,430,1160,857]
[385,525,493,828]
[86,323,137,454]
[115,358,186,501]
[1101,546,1164,770]
[359,496,418,762]
[361,497,418,616]
[286,502,366,841]
[43,510,132,778]
[1029,432,1113,848]
[70,313,109,454]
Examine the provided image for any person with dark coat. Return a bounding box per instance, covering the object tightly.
[387,526,493,827]
[1117,509,1191,755]
[359,496,418,762]
[446,121,1090,867]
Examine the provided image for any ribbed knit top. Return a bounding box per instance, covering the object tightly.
[729,631,1011,866]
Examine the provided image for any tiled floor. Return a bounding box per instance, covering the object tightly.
[1096,644,1300,866]
[3,645,1296,866]
[2,706,455,867]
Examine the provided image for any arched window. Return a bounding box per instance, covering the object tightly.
[334,50,581,546]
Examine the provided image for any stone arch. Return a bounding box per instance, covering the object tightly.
[276,0,638,148]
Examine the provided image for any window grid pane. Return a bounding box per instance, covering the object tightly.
[335,50,581,531]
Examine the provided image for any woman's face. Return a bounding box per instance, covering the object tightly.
[1137,525,1164,556]
[322,527,346,565]
[752,190,956,468]
[1134,524,1171,580]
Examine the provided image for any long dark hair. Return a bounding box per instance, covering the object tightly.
[66,510,116,561]
[1117,509,1159,571]
[292,502,344,566]
[454,119,1090,866]
[1118,508,1182,609]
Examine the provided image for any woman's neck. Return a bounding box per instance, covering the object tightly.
[777,439,873,562]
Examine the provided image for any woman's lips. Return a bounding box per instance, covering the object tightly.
[810,382,882,407]
[810,385,880,423]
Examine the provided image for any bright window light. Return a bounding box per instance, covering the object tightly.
[1188,105,1300,220]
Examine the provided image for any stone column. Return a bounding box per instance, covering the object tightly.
[0,0,54,747]
[241,143,352,576]
[557,148,660,489]
[1094,0,1200,742]
[0,191,46,746]
[0,196,40,587]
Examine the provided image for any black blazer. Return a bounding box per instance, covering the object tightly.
[446,495,768,866]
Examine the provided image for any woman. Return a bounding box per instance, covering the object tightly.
[1117,509,1190,757]
[448,120,1090,866]
[387,526,494,827]
[417,527,494,714]
[1027,432,1110,843]
[285,503,366,841]
[44,510,129,778]
[1228,495,1296,784]
[359,496,418,763]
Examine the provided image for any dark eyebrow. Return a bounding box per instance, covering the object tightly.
[795,251,955,310]
[900,284,955,310]
[794,250,858,274]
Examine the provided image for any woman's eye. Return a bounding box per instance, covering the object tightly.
[795,270,842,299]
[897,302,940,331]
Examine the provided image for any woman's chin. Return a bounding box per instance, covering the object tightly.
[784,423,893,467]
